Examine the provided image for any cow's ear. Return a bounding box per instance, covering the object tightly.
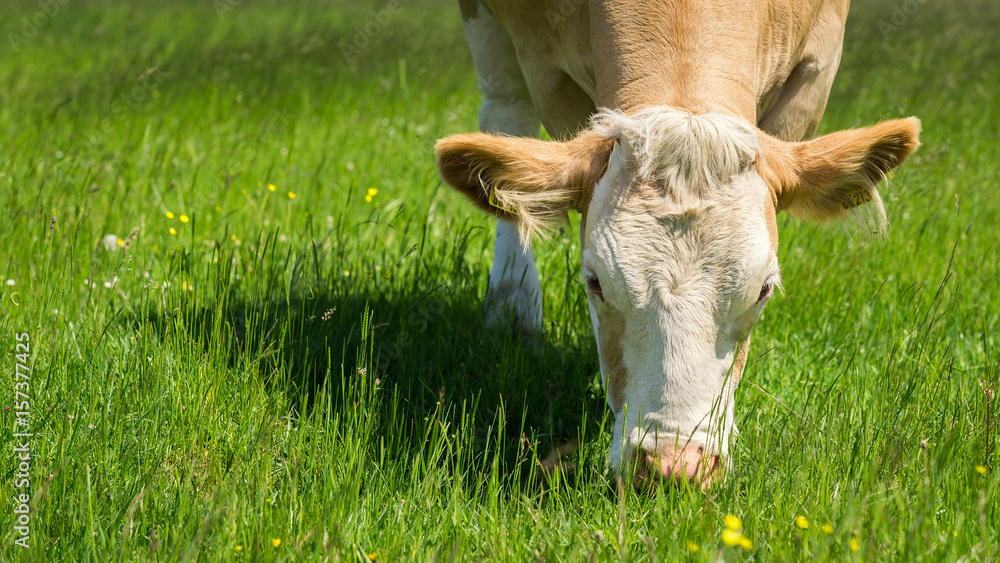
[435,130,614,244]
[757,117,920,230]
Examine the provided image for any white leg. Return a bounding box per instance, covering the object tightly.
[486,220,543,334]
[462,3,544,335]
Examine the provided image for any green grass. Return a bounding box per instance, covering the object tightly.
[0,0,997,560]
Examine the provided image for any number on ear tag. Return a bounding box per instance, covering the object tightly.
[489,183,517,215]
[842,187,873,210]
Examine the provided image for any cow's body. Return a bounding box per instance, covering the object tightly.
[465,0,846,141]
[464,0,848,341]
[439,0,919,486]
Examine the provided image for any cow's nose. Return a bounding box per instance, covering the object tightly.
[634,444,721,489]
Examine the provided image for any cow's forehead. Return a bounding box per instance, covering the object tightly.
[584,172,774,309]
[586,161,771,253]
[581,108,777,304]
[583,107,771,239]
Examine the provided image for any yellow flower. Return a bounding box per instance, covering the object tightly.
[850,537,859,552]
[365,194,373,203]
[367,188,378,196]
[179,214,189,223]
[268,184,277,191]
[721,528,742,546]
[166,211,174,219]
[724,514,742,530]
[952,530,958,537]
[722,528,753,550]
[795,515,809,529]
[169,227,177,235]
[288,191,296,199]
[822,523,834,534]
[215,205,222,212]
[343,270,351,277]
[368,553,378,561]
[235,545,243,551]
[686,541,699,553]
[271,538,281,547]
[117,238,124,246]
[975,465,987,475]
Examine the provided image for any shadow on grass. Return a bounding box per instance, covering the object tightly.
[132,236,608,488]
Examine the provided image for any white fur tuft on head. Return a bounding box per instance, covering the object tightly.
[590,107,760,199]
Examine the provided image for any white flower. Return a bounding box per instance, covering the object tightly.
[102,234,120,251]
[5,279,14,286]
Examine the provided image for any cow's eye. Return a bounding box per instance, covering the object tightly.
[586,275,604,302]
[756,281,774,306]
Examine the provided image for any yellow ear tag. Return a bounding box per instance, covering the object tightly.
[488,183,517,215]
[842,186,873,210]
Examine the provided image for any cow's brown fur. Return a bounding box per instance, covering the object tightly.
[600,306,628,412]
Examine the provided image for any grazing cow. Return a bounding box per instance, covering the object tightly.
[435,0,920,486]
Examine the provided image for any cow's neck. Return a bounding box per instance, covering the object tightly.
[590,0,820,122]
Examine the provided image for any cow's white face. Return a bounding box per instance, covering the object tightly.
[580,110,780,484]
[435,106,920,488]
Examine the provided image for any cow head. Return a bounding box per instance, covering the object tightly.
[436,107,920,487]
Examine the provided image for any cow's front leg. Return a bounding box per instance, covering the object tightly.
[486,220,543,335]
[461,2,545,336]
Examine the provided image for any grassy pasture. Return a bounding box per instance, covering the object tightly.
[0,0,997,560]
